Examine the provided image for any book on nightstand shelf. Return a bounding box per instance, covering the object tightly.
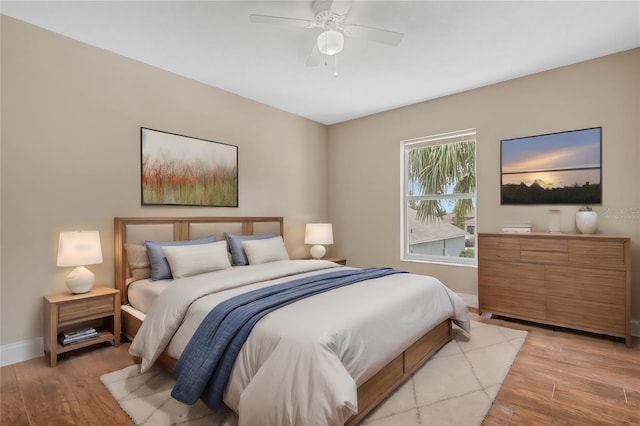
[58,327,99,346]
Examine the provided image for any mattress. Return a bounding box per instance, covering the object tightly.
[127,278,171,314]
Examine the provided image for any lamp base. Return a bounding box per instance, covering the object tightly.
[66,266,95,294]
[309,245,327,259]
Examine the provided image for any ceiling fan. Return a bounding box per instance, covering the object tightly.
[249,0,404,66]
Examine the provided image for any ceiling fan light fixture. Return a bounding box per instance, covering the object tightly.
[317,30,344,55]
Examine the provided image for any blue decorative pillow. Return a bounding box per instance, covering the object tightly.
[224,232,279,266]
[145,236,216,280]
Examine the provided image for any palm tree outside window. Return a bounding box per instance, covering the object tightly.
[400,129,477,266]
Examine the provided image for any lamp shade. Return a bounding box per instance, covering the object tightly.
[317,30,344,56]
[304,223,334,245]
[57,231,103,267]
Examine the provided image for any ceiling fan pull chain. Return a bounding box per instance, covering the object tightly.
[333,54,338,77]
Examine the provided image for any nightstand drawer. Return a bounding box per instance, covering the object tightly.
[58,295,114,324]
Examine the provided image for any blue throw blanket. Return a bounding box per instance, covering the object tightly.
[171,267,405,411]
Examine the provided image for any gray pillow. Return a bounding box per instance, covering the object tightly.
[145,236,215,280]
[224,232,278,266]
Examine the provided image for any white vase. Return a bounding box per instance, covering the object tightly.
[576,211,597,234]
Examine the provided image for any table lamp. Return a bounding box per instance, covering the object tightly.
[304,223,333,259]
[57,230,103,294]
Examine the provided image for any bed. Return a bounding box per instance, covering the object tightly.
[114,216,470,426]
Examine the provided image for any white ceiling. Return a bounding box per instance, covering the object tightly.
[2,1,639,125]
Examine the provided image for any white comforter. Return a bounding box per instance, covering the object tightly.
[129,260,470,426]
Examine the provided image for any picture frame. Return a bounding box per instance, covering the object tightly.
[141,127,238,207]
[500,127,602,205]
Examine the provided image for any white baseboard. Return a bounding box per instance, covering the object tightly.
[0,337,44,367]
[632,320,640,337]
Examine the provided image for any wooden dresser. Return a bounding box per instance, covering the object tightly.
[478,232,631,347]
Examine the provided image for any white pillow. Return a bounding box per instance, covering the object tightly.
[241,236,289,265]
[162,240,231,278]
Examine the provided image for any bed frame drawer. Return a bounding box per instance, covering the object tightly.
[346,319,452,426]
[405,319,450,372]
[357,354,403,414]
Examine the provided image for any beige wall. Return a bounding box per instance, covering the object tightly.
[327,49,640,320]
[0,16,328,346]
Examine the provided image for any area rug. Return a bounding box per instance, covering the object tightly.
[101,321,527,426]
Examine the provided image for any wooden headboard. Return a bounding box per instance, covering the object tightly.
[114,216,284,305]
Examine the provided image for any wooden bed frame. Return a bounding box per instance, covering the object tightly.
[114,216,453,425]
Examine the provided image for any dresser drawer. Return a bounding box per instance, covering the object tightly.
[520,237,568,264]
[521,250,568,264]
[545,266,626,305]
[58,295,114,324]
[480,288,545,321]
[478,236,520,261]
[569,240,627,270]
[546,296,626,336]
[479,260,545,294]
[521,238,567,253]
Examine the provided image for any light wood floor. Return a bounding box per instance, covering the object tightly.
[478,313,640,425]
[1,313,638,425]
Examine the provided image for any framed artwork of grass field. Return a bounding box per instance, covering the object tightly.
[141,128,238,207]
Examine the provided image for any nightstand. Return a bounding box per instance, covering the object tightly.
[43,286,121,367]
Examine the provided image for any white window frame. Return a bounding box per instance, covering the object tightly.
[400,129,477,267]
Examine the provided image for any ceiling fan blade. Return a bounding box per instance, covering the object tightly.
[314,0,353,16]
[344,24,404,46]
[332,0,354,15]
[249,14,316,29]
[306,43,324,67]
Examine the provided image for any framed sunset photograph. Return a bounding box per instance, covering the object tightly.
[500,127,602,205]
[141,128,238,207]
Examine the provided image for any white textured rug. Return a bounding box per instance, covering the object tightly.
[101,321,526,426]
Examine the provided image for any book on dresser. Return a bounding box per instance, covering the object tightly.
[58,327,99,346]
[501,221,531,233]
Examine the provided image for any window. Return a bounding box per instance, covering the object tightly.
[400,129,477,266]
